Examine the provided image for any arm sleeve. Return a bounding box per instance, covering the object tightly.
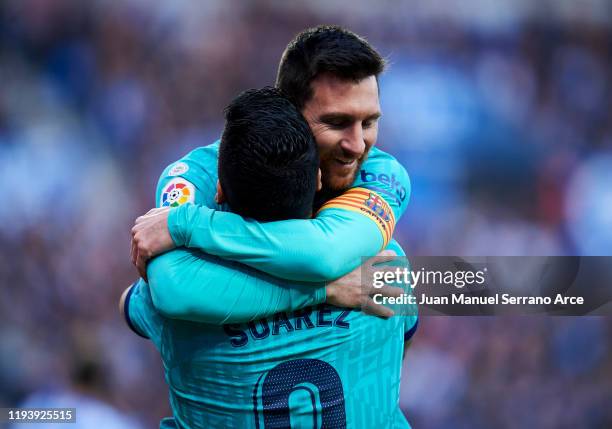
[169,152,411,281]
[123,279,164,347]
[146,248,326,324]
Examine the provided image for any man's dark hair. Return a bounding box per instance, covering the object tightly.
[219,87,319,221]
[276,25,386,110]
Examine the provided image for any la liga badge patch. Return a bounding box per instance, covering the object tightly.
[160,178,195,207]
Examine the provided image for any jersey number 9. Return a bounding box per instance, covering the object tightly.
[253,358,346,428]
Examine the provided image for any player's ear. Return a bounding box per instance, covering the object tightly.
[215,180,225,204]
[316,168,322,192]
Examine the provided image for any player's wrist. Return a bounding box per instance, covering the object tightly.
[324,282,334,303]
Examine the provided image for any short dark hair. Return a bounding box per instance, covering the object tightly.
[219,87,319,221]
[276,25,386,110]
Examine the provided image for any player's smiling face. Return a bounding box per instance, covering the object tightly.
[302,74,381,192]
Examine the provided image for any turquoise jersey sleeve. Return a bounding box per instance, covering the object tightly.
[146,248,325,324]
[168,147,411,281]
[146,142,326,322]
[123,279,163,348]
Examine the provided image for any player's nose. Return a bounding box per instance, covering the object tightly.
[339,124,365,158]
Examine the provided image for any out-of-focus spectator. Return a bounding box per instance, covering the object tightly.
[10,336,144,429]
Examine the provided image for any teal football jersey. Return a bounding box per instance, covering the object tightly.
[126,239,417,429]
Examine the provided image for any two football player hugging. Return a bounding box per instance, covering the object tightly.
[123,25,417,429]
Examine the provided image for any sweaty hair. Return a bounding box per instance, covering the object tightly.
[276,25,386,110]
[219,87,319,221]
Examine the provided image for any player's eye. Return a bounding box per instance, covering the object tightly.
[325,119,349,129]
[363,118,379,129]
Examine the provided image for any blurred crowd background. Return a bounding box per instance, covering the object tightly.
[0,0,611,428]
